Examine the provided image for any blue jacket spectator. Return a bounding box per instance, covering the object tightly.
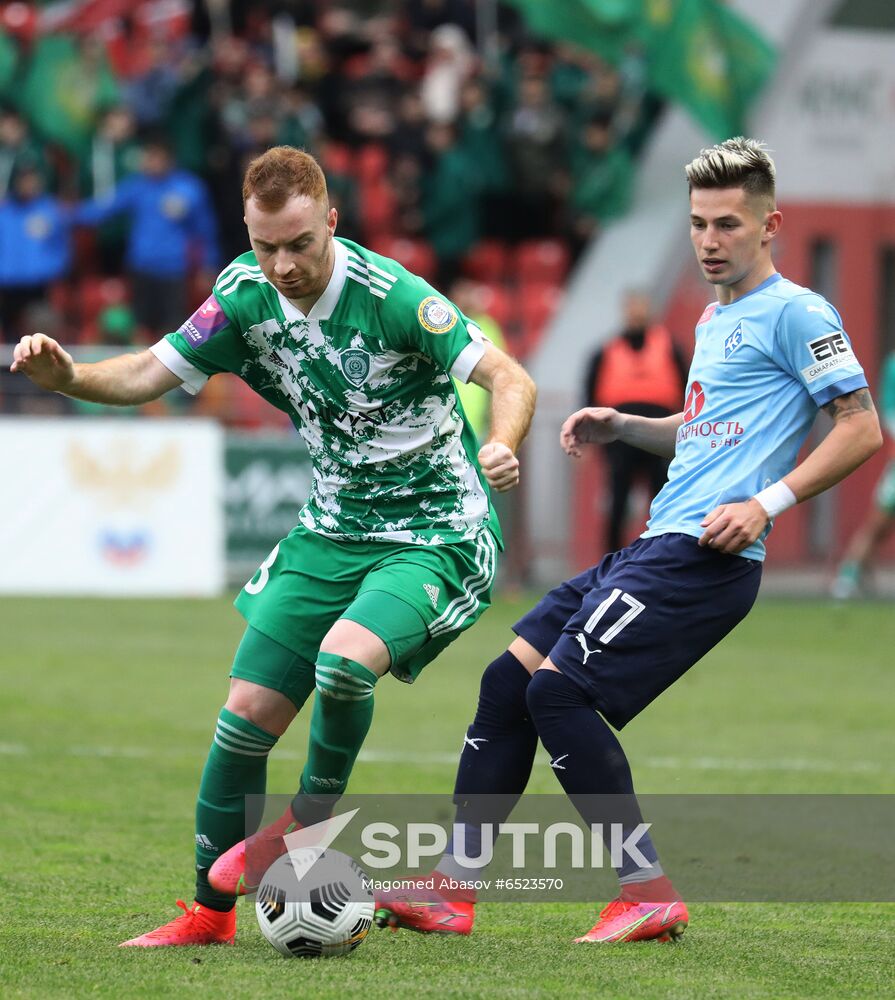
[75,138,219,277]
[75,136,219,337]
[0,165,71,340]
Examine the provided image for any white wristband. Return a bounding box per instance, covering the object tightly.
[753,481,797,519]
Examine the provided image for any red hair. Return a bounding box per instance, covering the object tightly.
[242,146,328,210]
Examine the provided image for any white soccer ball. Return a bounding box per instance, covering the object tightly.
[255,848,374,958]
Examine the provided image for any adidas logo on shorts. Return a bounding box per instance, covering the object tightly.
[423,583,440,608]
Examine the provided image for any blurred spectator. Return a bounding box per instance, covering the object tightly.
[406,0,476,52]
[0,107,52,197]
[574,65,623,130]
[550,45,599,115]
[501,74,568,239]
[79,106,140,274]
[0,164,72,341]
[125,38,182,129]
[391,150,425,238]
[568,117,633,254]
[420,23,475,124]
[278,85,325,151]
[340,35,411,147]
[163,45,221,179]
[422,121,479,288]
[96,278,138,346]
[456,77,508,236]
[389,88,429,161]
[74,134,219,338]
[583,290,688,552]
[80,106,140,198]
[219,61,281,152]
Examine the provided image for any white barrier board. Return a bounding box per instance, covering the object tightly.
[0,418,225,596]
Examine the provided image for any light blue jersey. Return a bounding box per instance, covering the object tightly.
[643,274,867,561]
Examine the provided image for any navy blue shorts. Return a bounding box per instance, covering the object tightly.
[513,534,762,730]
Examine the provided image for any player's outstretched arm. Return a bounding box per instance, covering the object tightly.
[11,333,182,405]
[469,341,537,492]
[561,407,683,459]
[699,388,882,554]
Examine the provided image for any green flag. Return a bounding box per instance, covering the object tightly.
[506,0,642,64]
[506,0,776,138]
[641,0,776,137]
[17,34,119,159]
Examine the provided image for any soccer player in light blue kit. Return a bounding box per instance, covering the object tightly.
[375,138,883,942]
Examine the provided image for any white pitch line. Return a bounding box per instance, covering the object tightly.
[0,742,889,775]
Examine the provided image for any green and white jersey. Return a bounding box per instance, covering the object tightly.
[150,237,501,546]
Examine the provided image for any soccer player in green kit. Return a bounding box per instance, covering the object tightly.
[11,146,536,946]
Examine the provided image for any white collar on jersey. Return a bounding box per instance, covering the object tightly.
[275,237,348,323]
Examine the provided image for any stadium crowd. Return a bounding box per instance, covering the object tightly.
[0,0,660,426]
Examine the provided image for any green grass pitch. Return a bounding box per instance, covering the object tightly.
[1,593,893,999]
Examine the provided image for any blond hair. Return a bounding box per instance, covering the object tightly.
[686,137,776,207]
[242,146,328,210]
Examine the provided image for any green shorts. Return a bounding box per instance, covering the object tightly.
[875,459,895,514]
[233,523,498,687]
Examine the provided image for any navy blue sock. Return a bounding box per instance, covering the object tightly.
[526,669,662,886]
[438,651,538,876]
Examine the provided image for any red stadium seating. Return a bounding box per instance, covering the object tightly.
[70,227,99,276]
[354,143,389,185]
[368,236,437,282]
[462,240,510,283]
[358,177,397,240]
[518,282,564,356]
[514,239,571,286]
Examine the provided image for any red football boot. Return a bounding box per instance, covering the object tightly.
[574,898,689,943]
[374,874,475,935]
[119,900,236,947]
[208,806,300,896]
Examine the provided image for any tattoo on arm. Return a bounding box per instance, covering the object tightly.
[823,388,875,422]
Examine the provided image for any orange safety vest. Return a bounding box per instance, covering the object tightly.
[591,325,682,411]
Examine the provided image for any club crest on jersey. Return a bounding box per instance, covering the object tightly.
[418,296,458,334]
[340,349,371,387]
[724,322,744,359]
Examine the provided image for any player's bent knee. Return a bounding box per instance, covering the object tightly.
[224,678,296,736]
[473,650,533,729]
[318,619,391,677]
[314,653,377,703]
[507,635,547,674]
[525,667,590,716]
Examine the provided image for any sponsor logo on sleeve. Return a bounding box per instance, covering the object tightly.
[418,296,458,334]
[801,331,856,383]
[178,294,228,346]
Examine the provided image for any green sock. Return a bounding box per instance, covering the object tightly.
[296,653,377,810]
[195,707,278,910]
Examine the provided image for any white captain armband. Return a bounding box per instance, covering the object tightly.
[753,480,797,519]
